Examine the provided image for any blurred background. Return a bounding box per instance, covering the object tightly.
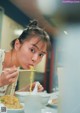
[0,0,80,93]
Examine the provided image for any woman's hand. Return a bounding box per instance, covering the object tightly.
[0,66,19,87]
[30,82,44,92]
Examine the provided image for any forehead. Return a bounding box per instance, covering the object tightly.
[25,37,47,53]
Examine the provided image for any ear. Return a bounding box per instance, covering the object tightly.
[14,39,21,50]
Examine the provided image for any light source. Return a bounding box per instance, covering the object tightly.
[36,0,58,16]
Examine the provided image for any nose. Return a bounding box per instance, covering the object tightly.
[32,54,38,62]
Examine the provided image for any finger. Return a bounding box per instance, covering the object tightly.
[8,68,18,74]
[9,76,17,83]
[6,71,18,79]
[3,69,18,75]
[38,85,44,92]
[31,82,36,88]
[3,68,10,71]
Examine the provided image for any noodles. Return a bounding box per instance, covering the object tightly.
[0,95,23,109]
[30,66,34,92]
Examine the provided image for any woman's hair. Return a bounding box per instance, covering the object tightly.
[11,20,51,51]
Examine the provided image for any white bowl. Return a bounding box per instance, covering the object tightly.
[7,103,24,113]
[15,92,30,103]
[23,94,50,113]
[15,91,50,106]
[38,93,50,106]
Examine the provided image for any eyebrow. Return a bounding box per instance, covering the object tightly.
[32,44,47,54]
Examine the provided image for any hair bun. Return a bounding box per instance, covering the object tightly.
[29,19,38,27]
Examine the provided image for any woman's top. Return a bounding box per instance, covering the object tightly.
[0,49,8,96]
[0,49,18,96]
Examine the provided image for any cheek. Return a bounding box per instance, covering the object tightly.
[22,52,31,61]
[19,48,31,61]
[35,58,42,65]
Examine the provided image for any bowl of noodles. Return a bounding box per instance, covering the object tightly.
[0,95,24,113]
[15,91,50,106]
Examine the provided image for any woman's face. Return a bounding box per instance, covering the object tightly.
[15,37,47,69]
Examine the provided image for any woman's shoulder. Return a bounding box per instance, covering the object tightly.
[0,49,5,56]
[0,49,5,64]
[0,49,5,51]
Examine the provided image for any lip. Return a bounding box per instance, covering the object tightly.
[28,64,34,69]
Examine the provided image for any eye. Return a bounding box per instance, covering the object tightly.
[39,53,44,57]
[30,48,35,53]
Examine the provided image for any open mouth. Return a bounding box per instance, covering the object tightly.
[28,64,34,69]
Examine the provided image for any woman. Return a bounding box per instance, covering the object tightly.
[0,20,51,96]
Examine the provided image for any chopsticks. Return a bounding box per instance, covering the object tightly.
[10,80,18,95]
[19,69,36,72]
[2,69,36,73]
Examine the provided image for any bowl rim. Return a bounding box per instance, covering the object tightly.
[15,91,30,96]
[7,103,24,111]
